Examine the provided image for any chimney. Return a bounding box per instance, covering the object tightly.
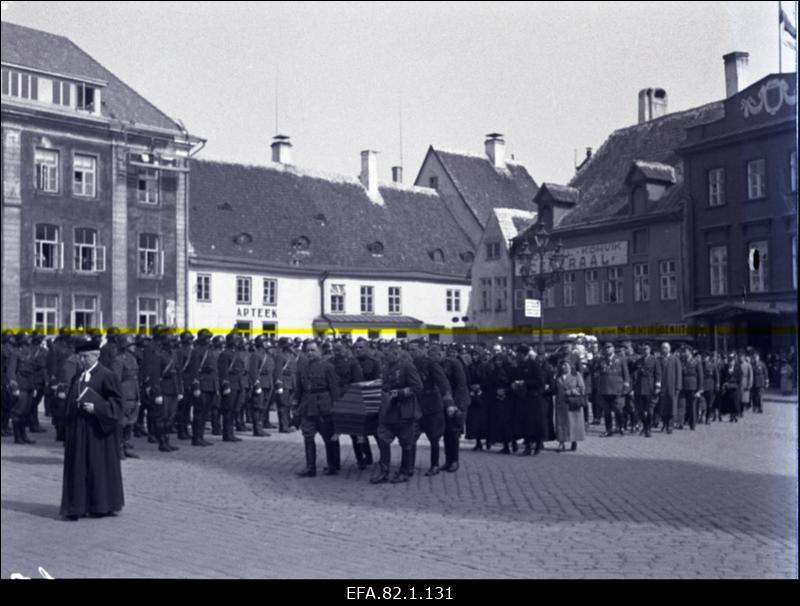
[723,51,749,98]
[638,88,668,124]
[585,147,592,160]
[484,133,505,168]
[391,166,403,184]
[271,134,292,164]
[360,150,379,195]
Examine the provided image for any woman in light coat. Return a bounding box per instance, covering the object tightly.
[554,359,586,452]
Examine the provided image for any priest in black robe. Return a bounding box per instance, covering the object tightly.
[60,339,125,521]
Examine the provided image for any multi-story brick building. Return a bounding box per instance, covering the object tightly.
[1,22,202,332]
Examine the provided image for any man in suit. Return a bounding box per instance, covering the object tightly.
[658,342,682,434]
[60,339,125,521]
[596,341,630,437]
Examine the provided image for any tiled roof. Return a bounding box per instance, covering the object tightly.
[559,102,724,228]
[189,159,474,279]
[535,183,580,205]
[1,21,181,132]
[493,208,537,247]
[432,149,538,226]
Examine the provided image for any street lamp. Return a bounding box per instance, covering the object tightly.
[516,222,567,349]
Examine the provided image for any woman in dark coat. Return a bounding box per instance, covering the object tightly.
[719,353,742,422]
[484,350,515,453]
[465,350,490,449]
[511,345,548,455]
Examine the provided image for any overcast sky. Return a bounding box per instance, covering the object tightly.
[2,1,795,185]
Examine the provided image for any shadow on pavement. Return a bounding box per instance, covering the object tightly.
[1,499,62,520]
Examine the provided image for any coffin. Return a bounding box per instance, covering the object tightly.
[333,379,382,436]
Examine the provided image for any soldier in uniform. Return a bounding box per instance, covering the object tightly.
[111,334,141,459]
[208,335,226,435]
[99,327,121,369]
[1,329,17,436]
[143,326,182,452]
[409,340,453,476]
[632,342,661,437]
[678,346,703,430]
[273,337,298,434]
[657,342,682,434]
[436,344,469,472]
[247,335,274,437]
[700,351,720,423]
[7,331,45,444]
[184,328,216,446]
[218,333,247,442]
[596,341,630,437]
[132,334,151,440]
[371,343,423,484]
[175,331,195,440]
[27,330,49,434]
[751,350,769,414]
[331,340,365,469]
[353,337,380,468]
[53,334,81,443]
[294,341,340,477]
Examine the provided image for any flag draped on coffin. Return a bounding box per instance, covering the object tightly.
[333,380,382,436]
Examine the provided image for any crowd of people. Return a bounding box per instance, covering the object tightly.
[1,327,795,519]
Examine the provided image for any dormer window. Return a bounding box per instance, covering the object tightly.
[76,83,96,112]
[429,248,445,263]
[52,80,71,107]
[1,69,38,100]
[313,213,328,226]
[367,241,384,256]
[292,236,310,251]
[233,232,253,245]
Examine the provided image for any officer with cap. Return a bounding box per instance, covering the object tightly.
[99,327,122,369]
[273,337,299,433]
[185,329,217,446]
[247,335,274,437]
[175,330,195,440]
[133,333,152,441]
[112,334,141,459]
[27,330,49,434]
[142,326,182,452]
[6,331,45,444]
[218,332,247,442]
[1,329,18,436]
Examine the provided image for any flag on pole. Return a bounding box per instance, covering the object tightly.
[780,5,797,39]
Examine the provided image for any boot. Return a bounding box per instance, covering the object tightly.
[211,410,222,436]
[278,406,293,433]
[324,439,341,475]
[521,441,532,456]
[297,439,317,477]
[352,439,366,470]
[223,412,242,442]
[133,424,146,438]
[122,425,134,450]
[370,463,390,484]
[533,440,543,455]
[407,443,417,477]
[362,439,374,465]
[252,411,270,437]
[471,440,483,451]
[511,440,519,453]
[14,422,35,444]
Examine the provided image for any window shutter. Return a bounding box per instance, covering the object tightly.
[59,242,64,270]
[159,250,165,276]
[70,308,76,329]
[97,245,106,272]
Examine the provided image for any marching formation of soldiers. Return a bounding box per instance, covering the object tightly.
[1,327,790,487]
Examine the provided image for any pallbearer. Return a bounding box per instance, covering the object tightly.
[409,340,452,476]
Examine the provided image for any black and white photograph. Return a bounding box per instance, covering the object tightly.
[0,0,797,583]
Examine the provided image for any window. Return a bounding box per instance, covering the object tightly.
[196,274,211,302]
[35,148,59,192]
[429,176,439,189]
[446,289,461,313]
[659,260,677,300]
[514,288,524,310]
[633,263,650,302]
[263,278,277,306]
[137,169,159,204]
[494,277,508,312]
[563,272,576,307]
[747,159,766,199]
[632,229,649,254]
[235,321,252,336]
[708,168,725,207]
[396,330,407,340]
[542,285,556,308]
[138,233,163,277]
[73,227,105,272]
[709,246,728,296]
[76,83,96,112]
[52,80,71,106]
[360,286,374,314]
[34,224,62,270]
[791,151,797,194]
[1,70,38,100]
[602,267,624,304]
[485,241,501,260]
[137,298,159,334]
[585,269,599,305]
[388,286,401,314]
[480,278,492,312]
[262,322,277,336]
[33,294,58,334]
[236,276,252,304]
[73,154,96,197]
[368,330,381,340]
[748,241,769,293]
[72,294,100,330]
[330,284,345,313]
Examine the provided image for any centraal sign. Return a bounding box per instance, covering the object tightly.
[516,241,628,275]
